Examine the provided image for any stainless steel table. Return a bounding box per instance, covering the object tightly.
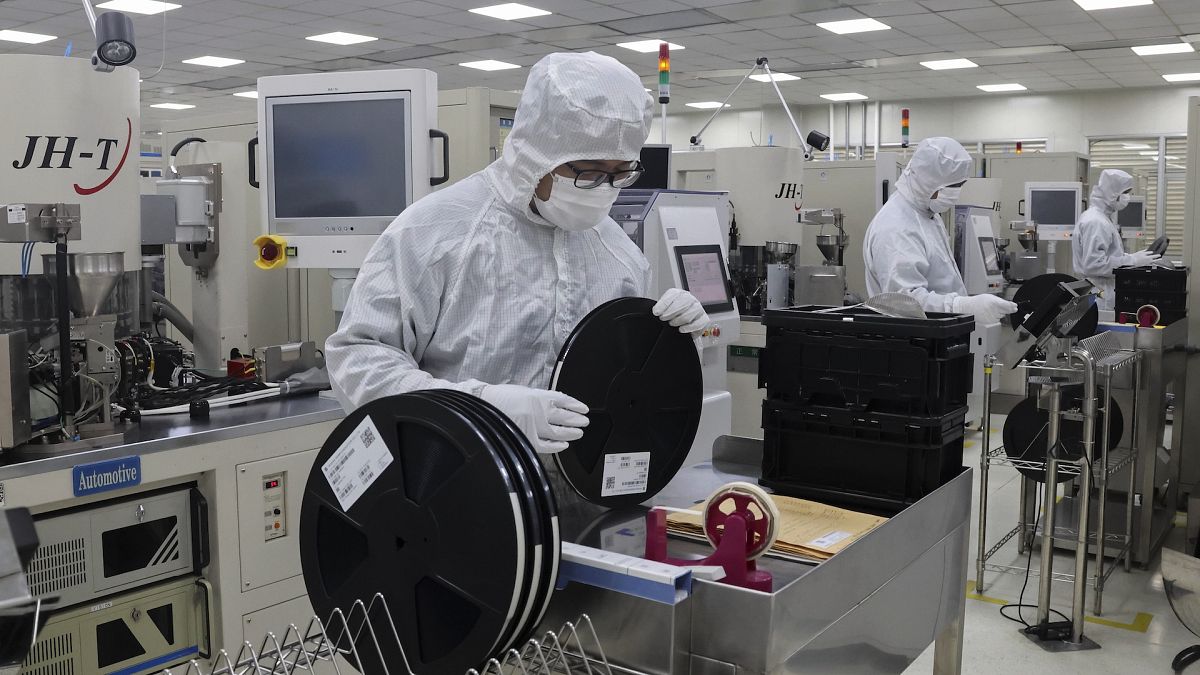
[542,438,972,675]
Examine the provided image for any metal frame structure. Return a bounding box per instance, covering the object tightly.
[163,597,615,675]
[975,333,1142,627]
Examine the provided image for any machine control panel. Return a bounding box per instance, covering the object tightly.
[262,472,286,541]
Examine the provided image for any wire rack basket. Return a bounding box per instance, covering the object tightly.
[162,594,613,675]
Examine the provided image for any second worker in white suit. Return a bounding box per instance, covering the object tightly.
[863,137,1017,324]
[326,52,709,455]
[1073,168,1162,313]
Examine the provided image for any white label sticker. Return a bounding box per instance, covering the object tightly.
[808,530,853,549]
[600,452,651,497]
[322,416,392,511]
[6,204,26,225]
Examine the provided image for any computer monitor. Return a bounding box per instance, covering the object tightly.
[265,91,412,236]
[673,244,735,313]
[631,144,671,190]
[978,237,1001,276]
[1025,182,1082,241]
[1118,197,1146,231]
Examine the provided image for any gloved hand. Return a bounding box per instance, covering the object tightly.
[952,294,1018,325]
[653,288,710,334]
[480,384,589,454]
[1127,250,1163,267]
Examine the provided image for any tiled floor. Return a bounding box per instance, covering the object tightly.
[903,416,1198,674]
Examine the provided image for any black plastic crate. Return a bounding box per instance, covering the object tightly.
[1115,289,1187,320]
[1115,266,1188,293]
[760,306,974,415]
[759,403,966,512]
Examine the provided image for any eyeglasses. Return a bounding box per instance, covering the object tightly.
[565,161,644,189]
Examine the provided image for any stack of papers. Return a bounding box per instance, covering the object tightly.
[665,494,888,562]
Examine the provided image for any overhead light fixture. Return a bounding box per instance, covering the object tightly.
[816,18,890,35]
[1073,0,1153,9]
[821,92,868,101]
[233,90,258,98]
[686,101,730,109]
[150,102,194,110]
[977,83,1027,92]
[1163,72,1200,82]
[617,39,685,53]
[749,72,800,82]
[96,0,180,14]
[469,3,550,20]
[306,31,378,45]
[921,58,978,70]
[1132,43,1193,56]
[460,59,521,71]
[0,29,56,44]
[1122,143,1152,149]
[182,55,244,67]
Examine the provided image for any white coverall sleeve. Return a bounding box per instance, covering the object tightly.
[326,230,487,411]
[1074,217,1133,277]
[868,230,960,314]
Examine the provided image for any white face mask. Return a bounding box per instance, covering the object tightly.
[929,186,962,214]
[534,174,619,232]
[1117,193,1131,210]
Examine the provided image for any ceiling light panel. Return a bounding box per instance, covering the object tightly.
[96,0,180,14]
[306,32,378,46]
[977,83,1027,92]
[686,101,730,109]
[1073,0,1153,9]
[182,56,245,67]
[821,92,869,101]
[150,103,195,110]
[233,91,258,98]
[1163,72,1200,82]
[617,39,685,53]
[0,30,55,44]
[469,4,550,20]
[460,60,521,70]
[749,73,800,82]
[1132,43,1193,56]
[921,58,978,70]
[817,19,891,35]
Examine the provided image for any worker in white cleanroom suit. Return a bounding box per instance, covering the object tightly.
[327,52,708,454]
[1073,168,1162,312]
[864,136,1017,323]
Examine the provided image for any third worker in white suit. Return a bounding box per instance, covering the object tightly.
[1073,168,1162,312]
[326,52,709,455]
[864,137,1017,323]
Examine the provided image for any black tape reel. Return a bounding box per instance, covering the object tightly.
[1003,386,1124,484]
[551,297,704,508]
[299,394,527,674]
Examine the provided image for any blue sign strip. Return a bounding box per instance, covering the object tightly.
[109,646,199,675]
[72,456,142,497]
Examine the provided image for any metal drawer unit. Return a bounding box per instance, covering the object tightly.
[27,486,209,609]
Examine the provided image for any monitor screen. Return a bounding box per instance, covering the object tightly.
[1029,189,1078,228]
[978,237,1001,276]
[674,244,735,313]
[1117,200,1145,230]
[631,145,671,190]
[269,96,409,221]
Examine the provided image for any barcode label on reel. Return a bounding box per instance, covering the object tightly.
[323,416,393,511]
[600,452,651,497]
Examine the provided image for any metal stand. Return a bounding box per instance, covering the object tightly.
[975,334,1141,650]
[162,595,616,675]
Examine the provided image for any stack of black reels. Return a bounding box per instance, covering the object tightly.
[1115,265,1188,326]
[299,391,559,674]
[757,305,975,512]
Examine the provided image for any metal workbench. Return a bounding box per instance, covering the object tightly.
[543,437,972,675]
[0,394,344,481]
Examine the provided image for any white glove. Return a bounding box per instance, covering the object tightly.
[1126,250,1163,267]
[653,288,710,334]
[953,294,1018,325]
[480,384,589,454]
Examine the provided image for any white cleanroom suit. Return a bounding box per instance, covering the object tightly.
[1072,168,1161,311]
